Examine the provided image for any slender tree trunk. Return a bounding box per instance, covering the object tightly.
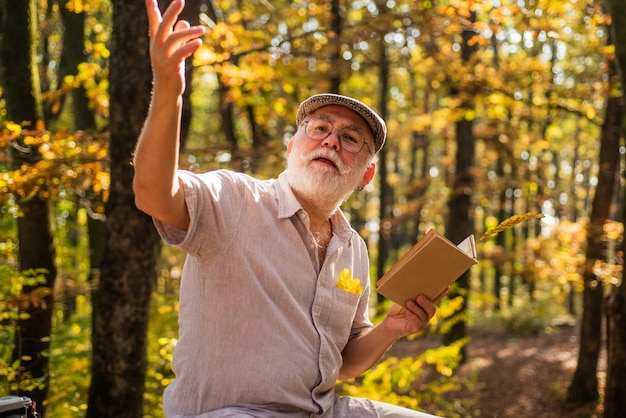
[493,158,507,310]
[376,43,393,290]
[567,30,622,403]
[86,1,161,416]
[604,1,626,416]
[179,0,201,145]
[442,10,476,361]
[218,79,238,160]
[605,274,626,417]
[329,0,342,93]
[0,1,56,415]
[43,0,98,130]
[59,0,97,130]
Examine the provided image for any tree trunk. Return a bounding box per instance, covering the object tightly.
[58,0,97,130]
[493,157,507,311]
[86,1,161,416]
[442,10,477,361]
[605,279,626,417]
[604,1,626,416]
[0,1,56,414]
[376,42,393,290]
[179,0,201,145]
[442,117,474,357]
[567,36,622,403]
[329,0,342,93]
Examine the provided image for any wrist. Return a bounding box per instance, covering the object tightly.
[152,78,185,100]
[379,317,403,343]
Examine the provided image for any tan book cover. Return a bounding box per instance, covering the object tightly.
[376,229,477,305]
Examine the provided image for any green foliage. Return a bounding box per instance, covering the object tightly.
[47,295,91,417]
[0,267,49,395]
[337,337,472,417]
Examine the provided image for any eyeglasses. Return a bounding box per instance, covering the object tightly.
[302,117,372,154]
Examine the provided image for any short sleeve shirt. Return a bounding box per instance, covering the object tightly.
[154,170,375,417]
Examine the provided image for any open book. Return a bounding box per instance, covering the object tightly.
[376,229,477,305]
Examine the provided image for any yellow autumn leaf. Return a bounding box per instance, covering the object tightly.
[5,121,22,135]
[336,268,363,295]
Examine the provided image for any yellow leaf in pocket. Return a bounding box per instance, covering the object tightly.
[336,268,363,295]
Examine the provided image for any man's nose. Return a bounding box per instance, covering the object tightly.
[322,128,342,150]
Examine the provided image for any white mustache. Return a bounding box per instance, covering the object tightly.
[303,148,350,174]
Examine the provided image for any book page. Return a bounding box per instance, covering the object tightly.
[457,234,476,258]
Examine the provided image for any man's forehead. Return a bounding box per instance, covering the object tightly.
[310,105,371,131]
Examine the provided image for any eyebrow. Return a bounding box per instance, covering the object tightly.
[313,114,365,134]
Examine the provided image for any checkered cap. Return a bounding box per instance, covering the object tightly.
[296,94,387,153]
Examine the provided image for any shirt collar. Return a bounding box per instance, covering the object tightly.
[275,171,302,219]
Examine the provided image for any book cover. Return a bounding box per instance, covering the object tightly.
[376,229,477,305]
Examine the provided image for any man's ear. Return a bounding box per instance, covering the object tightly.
[361,162,376,188]
[286,136,295,158]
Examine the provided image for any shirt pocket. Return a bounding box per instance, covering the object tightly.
[334,286,362,306]
[325,286,361,345]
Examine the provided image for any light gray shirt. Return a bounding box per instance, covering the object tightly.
[154,170,376,417]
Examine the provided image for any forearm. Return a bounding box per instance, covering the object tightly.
[133,92,189,229]
[339,319,398,380]
[339,295,441,380]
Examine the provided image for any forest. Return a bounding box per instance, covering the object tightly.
[1,0,626,417]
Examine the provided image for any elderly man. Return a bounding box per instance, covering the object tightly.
[133,0,445,416]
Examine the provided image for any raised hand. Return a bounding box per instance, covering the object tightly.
[145,0,206,97]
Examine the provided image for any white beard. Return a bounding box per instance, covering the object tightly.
[286,145,368,209]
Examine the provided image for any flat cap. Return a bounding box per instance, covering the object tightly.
[296,94,387,153]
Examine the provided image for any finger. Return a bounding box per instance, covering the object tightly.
[164,26,205,56]
[175,20,191,31]
[146,0,163,39]
[155,0,185,43]
[170,38,203,63]
[408,296,435,320]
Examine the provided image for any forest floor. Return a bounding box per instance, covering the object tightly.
[388,323,605,418]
